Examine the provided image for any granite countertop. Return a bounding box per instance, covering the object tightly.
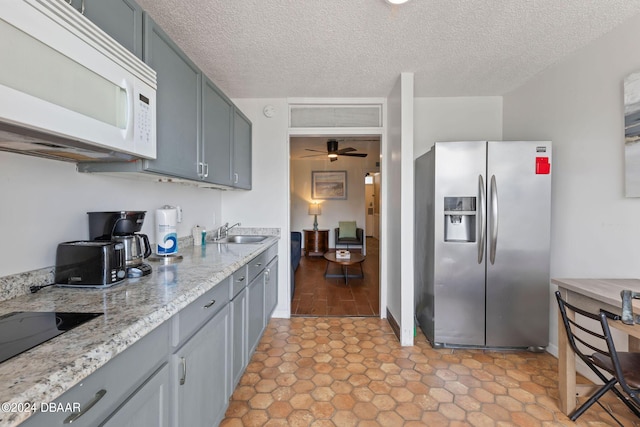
[0,233,279,427]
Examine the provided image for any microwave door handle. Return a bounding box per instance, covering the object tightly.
[121,81,133,140]
[478,174,486,264]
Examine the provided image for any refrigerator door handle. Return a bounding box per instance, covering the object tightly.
[478,174,486,264]
[489,174,499,264]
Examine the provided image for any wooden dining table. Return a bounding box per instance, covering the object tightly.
[551,278,640,416]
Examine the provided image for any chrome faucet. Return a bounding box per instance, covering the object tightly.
[215,222,241,240]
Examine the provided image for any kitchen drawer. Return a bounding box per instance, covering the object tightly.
[230,265,248,299]
[172,279,230,347]
[247,243,277,283]
[20,322,170,427]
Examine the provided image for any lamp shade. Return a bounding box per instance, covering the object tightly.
[308,203,321,215]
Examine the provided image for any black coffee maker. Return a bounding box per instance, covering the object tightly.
[88,211,152,278]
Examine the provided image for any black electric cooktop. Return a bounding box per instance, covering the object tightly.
[0,311,103,364]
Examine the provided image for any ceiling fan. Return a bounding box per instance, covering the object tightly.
[302,139,369,162]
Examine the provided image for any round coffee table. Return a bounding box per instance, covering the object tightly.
[323,252,365,284]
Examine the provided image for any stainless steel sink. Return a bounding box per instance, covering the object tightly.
[215,235,268,244]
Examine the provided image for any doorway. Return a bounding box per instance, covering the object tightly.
[289,135,382,316]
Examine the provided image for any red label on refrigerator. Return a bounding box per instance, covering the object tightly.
[536,157,550,174]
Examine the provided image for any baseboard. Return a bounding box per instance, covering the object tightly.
[386,308,400,342]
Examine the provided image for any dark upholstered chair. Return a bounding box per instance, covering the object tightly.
[291,232,301,299]
[555,291,640,422]
[334,221,363,250]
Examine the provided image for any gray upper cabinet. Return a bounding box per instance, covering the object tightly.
[143,15,201,180]
[71,0,144,58]
[233,109,252,189]
[77,5,252,190]
[202,77,233,186]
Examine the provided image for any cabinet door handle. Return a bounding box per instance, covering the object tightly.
[80,0,85,14]
[203,163,209,178]
[234,172,239,184]
[236,276,245,282]
[197,162,203,178]
[255,262,262,267]
[63,389,107,424]
[179,357,187,385]
[204,299,216,308]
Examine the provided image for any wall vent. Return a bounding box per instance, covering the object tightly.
[289,104,382,128]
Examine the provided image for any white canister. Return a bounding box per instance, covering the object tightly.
[156,206,178,255]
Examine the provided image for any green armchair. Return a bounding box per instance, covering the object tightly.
[334,221,364,250]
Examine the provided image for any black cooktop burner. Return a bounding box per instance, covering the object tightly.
[0,311,102,364]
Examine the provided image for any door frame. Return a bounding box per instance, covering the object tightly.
[287,125,387,319]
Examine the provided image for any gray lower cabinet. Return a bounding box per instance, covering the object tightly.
[172,305,231,427]
[230,286,248,389]
[247,273,266,356]
[264,256,279,320]
[70,0,144,58]
[19,322,170,427]
[101,364,170,427]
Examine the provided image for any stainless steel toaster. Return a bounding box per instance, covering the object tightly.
[55,241,126,287]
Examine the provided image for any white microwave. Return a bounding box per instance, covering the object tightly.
[0,0,156,161]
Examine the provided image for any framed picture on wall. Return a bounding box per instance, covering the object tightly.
[312,171,347,199]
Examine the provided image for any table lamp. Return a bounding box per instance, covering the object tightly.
[308,203,321,231]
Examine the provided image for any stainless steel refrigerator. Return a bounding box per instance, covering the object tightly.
[414,141,552,349]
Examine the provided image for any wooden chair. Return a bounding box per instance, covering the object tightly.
[555,291,640,422]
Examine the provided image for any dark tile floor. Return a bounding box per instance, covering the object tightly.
[221,317,640,427]
[291,237,380,317]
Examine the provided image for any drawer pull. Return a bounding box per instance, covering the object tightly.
[236,276,245,282]
[255,263,262,267]
[204,299,216,309]
[180,357,187,385]
[63,389,107,424]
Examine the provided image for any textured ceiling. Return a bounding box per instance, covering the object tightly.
[136,0,640,98]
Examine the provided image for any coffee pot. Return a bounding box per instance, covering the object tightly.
[88,211,153,278]
[113,234,152,267]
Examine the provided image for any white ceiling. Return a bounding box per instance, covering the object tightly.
[136,0,640,98]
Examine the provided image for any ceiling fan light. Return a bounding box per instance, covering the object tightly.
[328,153,338,159]
[385,0,410,4]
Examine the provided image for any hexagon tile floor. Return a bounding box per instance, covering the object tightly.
[220,317,640,427]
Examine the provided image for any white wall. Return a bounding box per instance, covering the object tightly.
[414,97,503,154]
[0,151,222,278]
[503,13,640,355]
[222,98,291,318]
[386,77,403,329]
[386,73,415,345]
[290,157,374,249]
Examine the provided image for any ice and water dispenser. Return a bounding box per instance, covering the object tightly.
[444,197,476,242]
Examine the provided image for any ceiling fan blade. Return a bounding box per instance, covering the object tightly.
[339,152,368,157]
[335,147,356,154]
[305,148,327,153]
[300,153,325,158]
